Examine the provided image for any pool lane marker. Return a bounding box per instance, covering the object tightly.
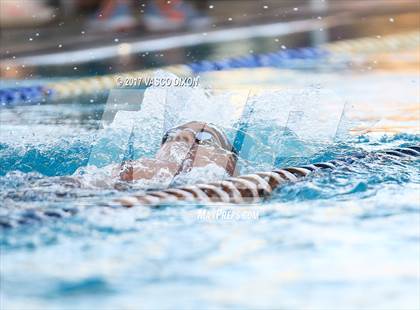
[1,145,418,229]
[1,31,418,107]
[114,145,420,207]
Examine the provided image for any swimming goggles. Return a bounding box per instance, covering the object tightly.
[161,127,221,148]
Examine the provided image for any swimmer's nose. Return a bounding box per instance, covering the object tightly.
[172,132,194,145]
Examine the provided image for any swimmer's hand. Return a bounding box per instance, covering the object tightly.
[113,159,179,181]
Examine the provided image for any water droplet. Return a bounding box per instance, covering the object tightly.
[263,5,268,9]
[293,7,298,11]
[209,5,214,9]
[114,38,119,42]
[81,30,85,34]
[281,45,287,50]
[58,44,62,48]
[228,17,232,21]
[73,66,78,70]
[35,32,39,36]
[29,37,33,41]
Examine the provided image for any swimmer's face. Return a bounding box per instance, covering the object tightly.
[157,122,237,176]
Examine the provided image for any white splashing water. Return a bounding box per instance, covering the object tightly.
[82,70,354,185]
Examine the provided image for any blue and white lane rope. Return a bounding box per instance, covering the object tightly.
[0,85,53,107]
[1,31,419,107]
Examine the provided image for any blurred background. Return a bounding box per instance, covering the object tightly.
[1,0,419,78]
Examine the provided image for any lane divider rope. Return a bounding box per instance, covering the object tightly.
[114,145,420,207]
[1,31,418,107]
[1,145,418,229]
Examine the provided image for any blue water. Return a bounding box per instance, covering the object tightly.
[1,70,419,309]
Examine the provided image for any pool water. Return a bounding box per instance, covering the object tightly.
[1,65,419,308]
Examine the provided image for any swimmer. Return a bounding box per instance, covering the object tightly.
[113,121,238,183]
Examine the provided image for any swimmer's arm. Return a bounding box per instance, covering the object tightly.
[113,159,179,181]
